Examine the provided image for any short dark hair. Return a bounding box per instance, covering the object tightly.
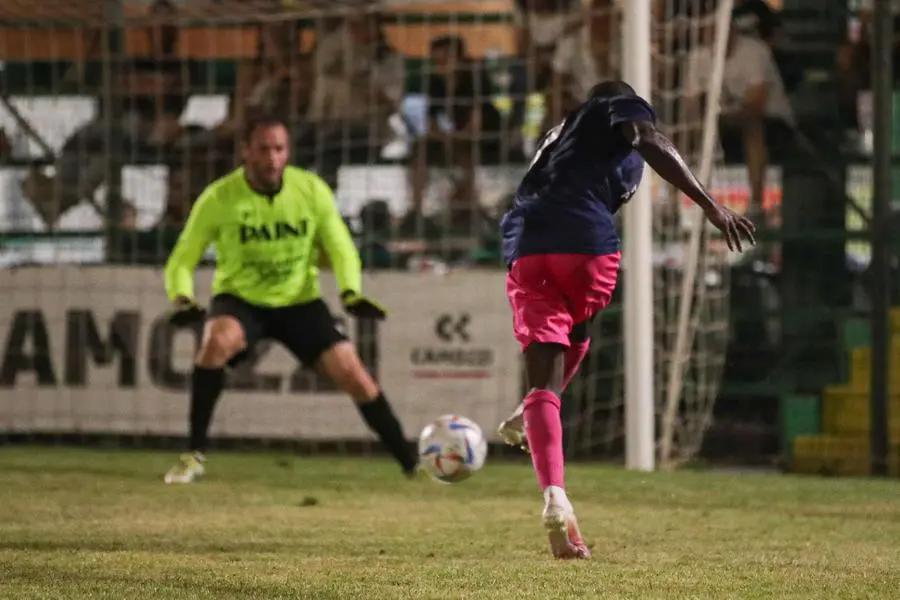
[588,80,637,101]
[242,113,289,143]
[430,35,466,59]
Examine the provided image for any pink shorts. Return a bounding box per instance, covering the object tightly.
[506,252,621,351]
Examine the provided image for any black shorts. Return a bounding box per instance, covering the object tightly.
[208,294,348,368]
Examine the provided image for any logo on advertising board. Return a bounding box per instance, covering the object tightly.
[409,313,494,380]
[0,309,374,393]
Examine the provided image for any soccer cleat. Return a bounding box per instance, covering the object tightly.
[542,490,591,560]
[497,402,529,454]
[163,452,206,484]
[404,463,426,480]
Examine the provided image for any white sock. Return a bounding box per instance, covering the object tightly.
[543,485,570,508]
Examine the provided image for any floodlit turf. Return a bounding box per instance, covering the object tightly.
[1,449,900,599]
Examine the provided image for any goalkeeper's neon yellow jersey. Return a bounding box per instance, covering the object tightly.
[164,166,361,307]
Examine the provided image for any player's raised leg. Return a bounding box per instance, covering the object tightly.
[164,297,258,484]
[500,252,620,455]
[498,322,591,453]
[316,341,420,477]
[506,255,591,560]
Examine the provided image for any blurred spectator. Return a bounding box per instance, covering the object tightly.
[223,60,309,140]
[19,110,153,229]
[258,1,304,76]
[19,0,189,229]
[301,10,405,177]
[117,202,139,231]
[407,36,504,230]
[513,0,583,87]
[514,0,583,50]
[183,46,313,170]
[513,0,595,128]
[836,3,900,133]
[178,1,312,171]
[162,164,203,229]
[126,0,185,148]
[245,60,311,124]
[585,0,621,80]
[357,199,395,269]
[734,1,781,43]
[549,0,616,127]
[733,0,802,92]
[687,16,795,219]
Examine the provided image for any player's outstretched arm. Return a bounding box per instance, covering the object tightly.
[312,176,386,320]
[622,120,757,252]
[164,188,216,315]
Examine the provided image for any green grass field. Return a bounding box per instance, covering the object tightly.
[1,448,899,599]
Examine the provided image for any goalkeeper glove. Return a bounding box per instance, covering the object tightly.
[341,291,387,320]
[168,297,206,328]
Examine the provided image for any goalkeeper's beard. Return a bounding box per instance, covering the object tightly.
[245,165,284,196]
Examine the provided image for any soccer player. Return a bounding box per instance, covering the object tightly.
[496,81,756,559]
[162,114,419,484]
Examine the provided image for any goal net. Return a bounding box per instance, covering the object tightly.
[564,0,734,466]
[0,0,734,466]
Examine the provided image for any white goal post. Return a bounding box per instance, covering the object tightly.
[624,0,734,470]
[622,0,655,471]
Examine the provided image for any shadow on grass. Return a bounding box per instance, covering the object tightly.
[2,563,346,600]
[0,460,423,493]
[0,462,156,481]
[0,462,353,492]
[0,538,320,554]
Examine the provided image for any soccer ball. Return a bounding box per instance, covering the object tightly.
[417,415,488,483]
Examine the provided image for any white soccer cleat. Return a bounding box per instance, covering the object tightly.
[497,402,529,453]
[541,488,591,560]
[164,452,206,484]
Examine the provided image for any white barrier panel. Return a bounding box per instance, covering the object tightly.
[0,267,519,441]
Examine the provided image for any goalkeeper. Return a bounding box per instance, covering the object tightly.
[162,114,418,484]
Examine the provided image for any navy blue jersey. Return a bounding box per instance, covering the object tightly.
[500,94,656,264]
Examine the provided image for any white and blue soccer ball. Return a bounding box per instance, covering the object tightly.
[417,414,488,483]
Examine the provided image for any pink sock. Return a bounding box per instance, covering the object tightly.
[523,389,565,490]
[562,340,590,391]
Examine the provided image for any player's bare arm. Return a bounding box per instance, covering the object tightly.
[620,119,757,252]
